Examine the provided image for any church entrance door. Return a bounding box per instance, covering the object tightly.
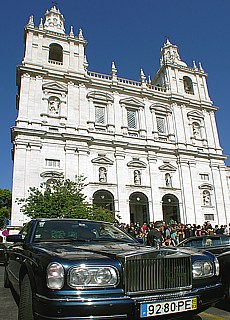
[129,192,149,225]
[162,194,180,224]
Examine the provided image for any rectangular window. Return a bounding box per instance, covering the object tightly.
[127,109,137,129]
[45,159,60,168]
[156,116,166,134]
[200,174,209,181]
[204,214,214,221]
[95,106,105,125]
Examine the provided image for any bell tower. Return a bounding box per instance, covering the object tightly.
[153,38,211,102]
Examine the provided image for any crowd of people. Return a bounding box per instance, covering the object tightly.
[119,220,230,247]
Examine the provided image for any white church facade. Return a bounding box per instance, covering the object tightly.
[11,6,230,227]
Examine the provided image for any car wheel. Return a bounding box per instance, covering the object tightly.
[18,274,34,320]
[4,268,10,288]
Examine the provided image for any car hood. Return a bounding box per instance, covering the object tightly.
[32,242,189,261]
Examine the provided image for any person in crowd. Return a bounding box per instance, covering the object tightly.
[146,221,164,247]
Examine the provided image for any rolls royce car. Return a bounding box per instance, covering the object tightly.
[4,219,224,320]
[177,235,230,307]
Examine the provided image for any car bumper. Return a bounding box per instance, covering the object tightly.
[33,283,224,320]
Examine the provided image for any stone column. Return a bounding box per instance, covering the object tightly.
[87,98,95,130]
[150,108,158,139]
[177,158,194,224]
[65,145,77,181]
[210,162,229,225]
[147,155,161,221]
[114,149,129,223]
[167,112,175,141]
[139,107,147,138]
[107,101,115,133]
[121,104,128,135]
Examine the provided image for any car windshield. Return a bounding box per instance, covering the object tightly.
[33,220,135,243]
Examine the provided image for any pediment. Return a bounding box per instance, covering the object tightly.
[91,156,114,165]
[158,163,177,171]
[150,103,172,114]
[87,91,114,102]
[127,159,147,168]
[199,183,213,190]
[187,110,204,119]
[120,97,144,107]
[43,81,68,92]
[40,171,64,178]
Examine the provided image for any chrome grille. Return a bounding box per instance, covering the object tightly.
[125,254,192,295]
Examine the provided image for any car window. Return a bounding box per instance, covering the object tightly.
[220,236,230,245]
[204,237,221,247]
[183,239,203,248]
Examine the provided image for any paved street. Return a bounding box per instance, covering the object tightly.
[0,266,230,320]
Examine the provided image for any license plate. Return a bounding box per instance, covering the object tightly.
[140,297,197,318]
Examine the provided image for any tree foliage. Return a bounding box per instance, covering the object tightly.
[0,188,12,229]
[17,177,113,222]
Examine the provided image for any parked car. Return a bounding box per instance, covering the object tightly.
[0,242,7,265]
[177,235,230,256]
[5,218,224,320]
[177,235,230,307]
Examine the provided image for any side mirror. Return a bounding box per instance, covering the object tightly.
[6,234,23,243]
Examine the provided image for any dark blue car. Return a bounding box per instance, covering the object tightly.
[4,219,224,319]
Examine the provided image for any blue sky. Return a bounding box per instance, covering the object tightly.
[1,0,230,190]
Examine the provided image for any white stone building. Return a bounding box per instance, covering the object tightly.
[11,6,230,227]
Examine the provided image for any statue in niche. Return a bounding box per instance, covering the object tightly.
[99,167,107,183]
[203,190,211,206]
[192,122,201,139]
[134,170,141,185]
[49,97,60,114]
[165,173,172,188]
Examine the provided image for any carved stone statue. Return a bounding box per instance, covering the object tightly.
[165,173,172,187]
[203,190,211,206]
[99,167,107,183]
[192,123,201,138]
[134,170,141,185]
[49,97,60,114]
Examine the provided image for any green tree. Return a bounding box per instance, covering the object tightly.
[0,188,12,229]
[17,177,113,222]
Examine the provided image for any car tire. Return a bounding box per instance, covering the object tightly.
[4,268,10,288]
[18,274,34,320]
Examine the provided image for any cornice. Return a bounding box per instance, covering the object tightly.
[25,25,88,46]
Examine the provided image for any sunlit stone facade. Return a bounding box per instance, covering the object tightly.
[11,6,230,227]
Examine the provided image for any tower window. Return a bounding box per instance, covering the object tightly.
[183,76,194,94]
[48,43,63,64]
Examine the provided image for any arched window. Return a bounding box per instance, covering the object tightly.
[183,76,194,94]
[48,43,63,64]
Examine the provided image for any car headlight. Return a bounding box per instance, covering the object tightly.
[214,257,220,276]
[68,265,119,288]
[192,260,214,278]
[47,262,64,289]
